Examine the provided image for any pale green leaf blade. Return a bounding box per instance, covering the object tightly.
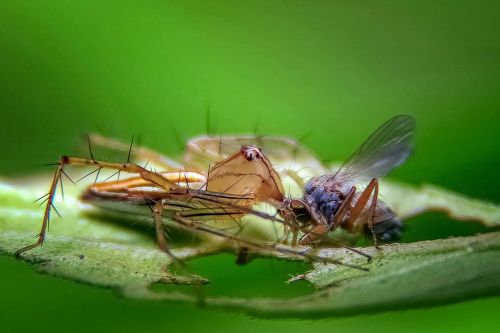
[381,181,500,226]
[0,179,499,318]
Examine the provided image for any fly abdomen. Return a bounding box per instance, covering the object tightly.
[371,216,402,241]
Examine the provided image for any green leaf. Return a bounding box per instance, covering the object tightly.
[0,178,499,318]
[380,181,500,227]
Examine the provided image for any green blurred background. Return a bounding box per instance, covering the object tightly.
[1,1,499,332]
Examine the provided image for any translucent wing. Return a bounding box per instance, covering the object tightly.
[324,115,415,184]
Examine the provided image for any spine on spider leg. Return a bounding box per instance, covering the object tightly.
[16,155,172,255]
[61,156,177,190]
[15,158,66,255]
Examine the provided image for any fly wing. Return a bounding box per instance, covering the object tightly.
[325,115,415,184]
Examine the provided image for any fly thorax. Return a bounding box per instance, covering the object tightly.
[304,182,341,223]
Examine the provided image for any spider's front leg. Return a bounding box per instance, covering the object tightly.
[15,156,177,256]
[88,133,184,172]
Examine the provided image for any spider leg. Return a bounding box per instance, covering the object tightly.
[168,210,367,271]
[88,133,183,171]
[15,155,177,256]
[15,164,63,256]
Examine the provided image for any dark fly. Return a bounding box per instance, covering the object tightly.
[285,115,415,244]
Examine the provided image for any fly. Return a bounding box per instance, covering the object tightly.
[273,115,415,244]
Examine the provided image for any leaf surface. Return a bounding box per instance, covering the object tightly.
[0,177,499,318]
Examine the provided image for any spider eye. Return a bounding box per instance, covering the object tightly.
[240,146,263,161]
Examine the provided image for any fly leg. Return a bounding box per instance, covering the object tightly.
[298,188,372,261]
[298,187,356,245]
[15,156,177,256]
[346,178,380,246]
[329,187,372,261]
